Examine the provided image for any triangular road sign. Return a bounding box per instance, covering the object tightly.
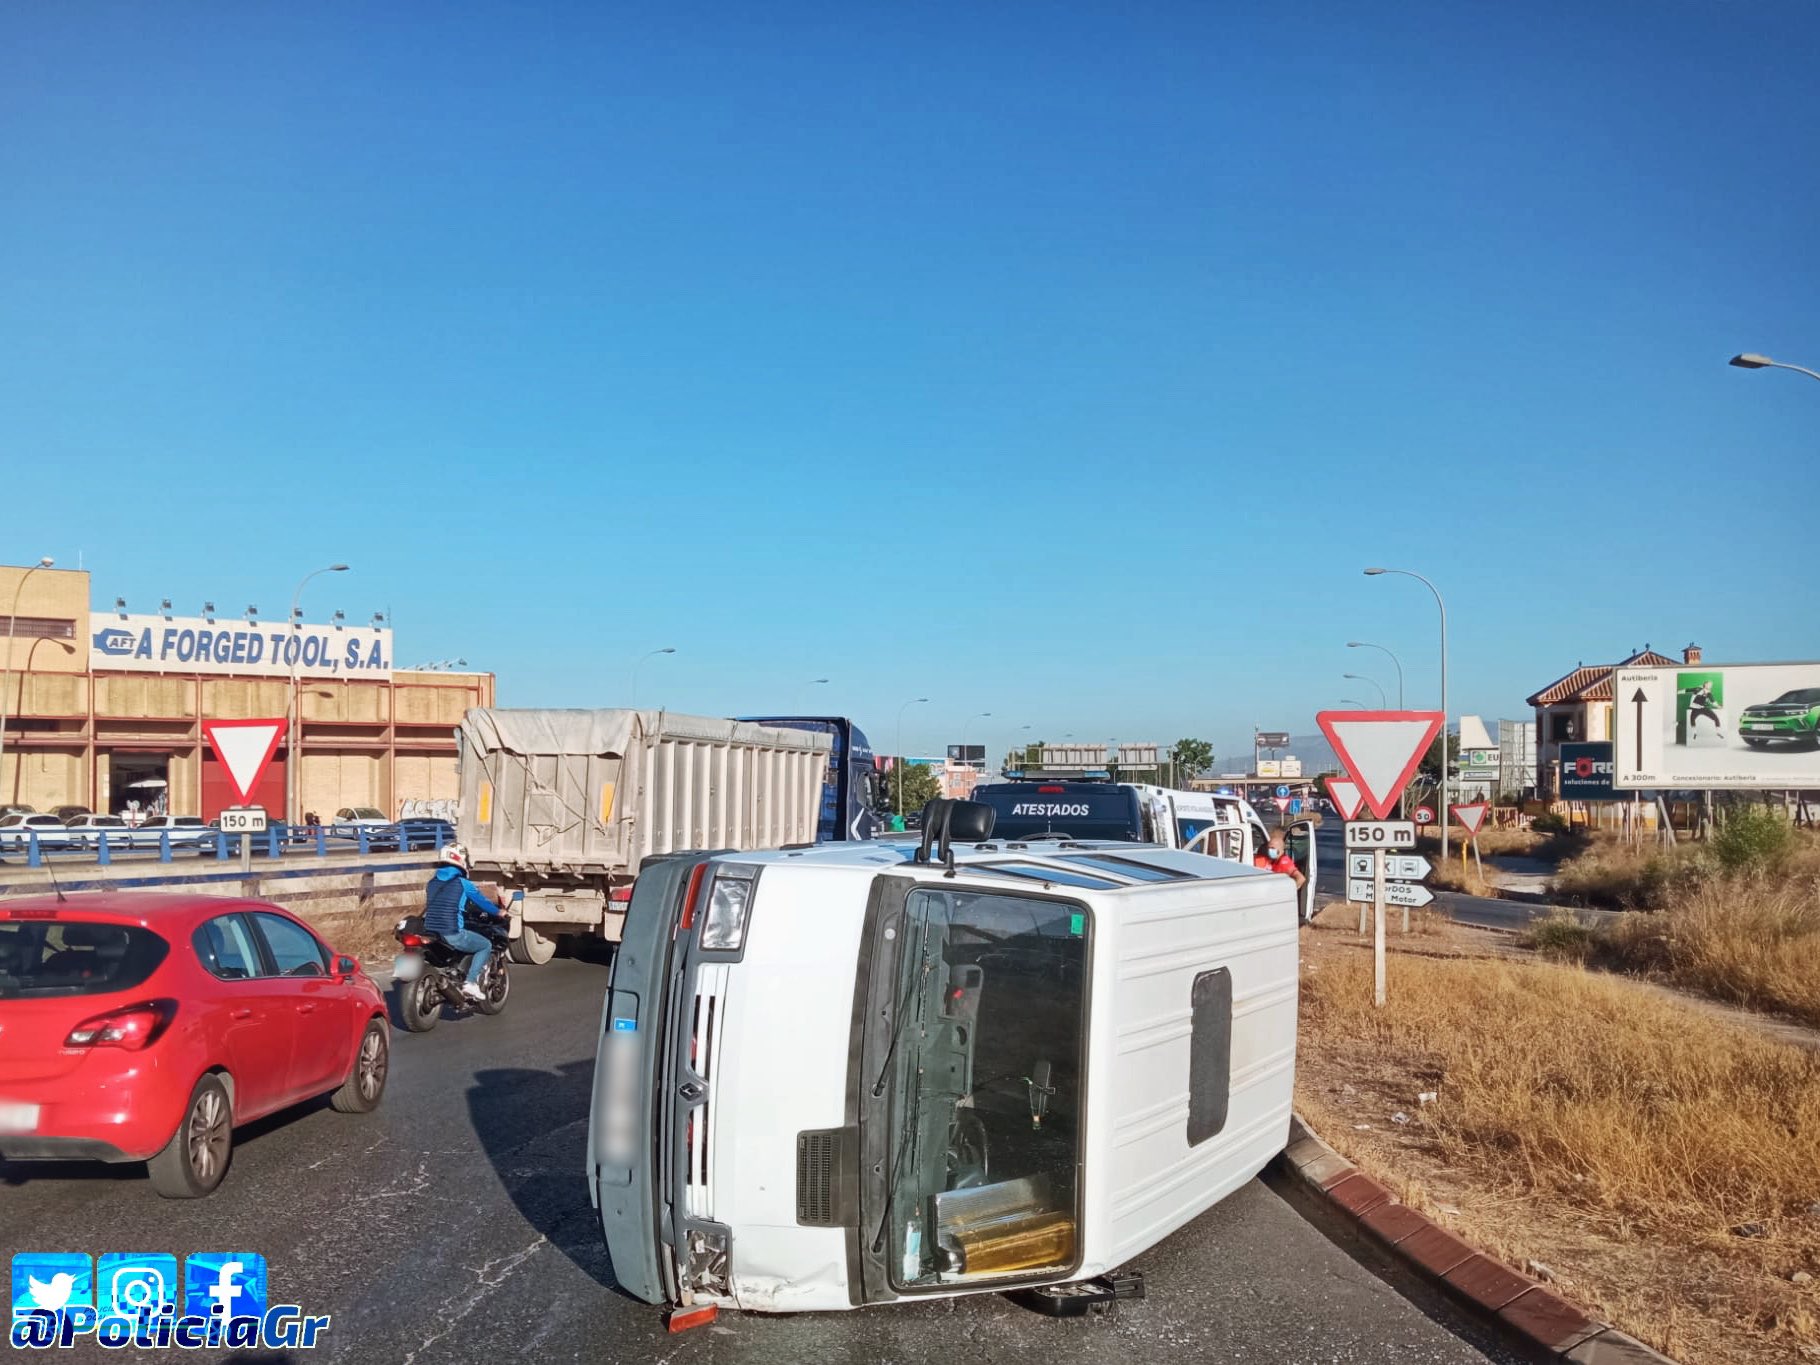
[1453,801,1489,838]
[1325,775,1364,821]
[1315,711,1444,820]
[202,718,288,806]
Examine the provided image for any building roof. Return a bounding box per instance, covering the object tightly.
[1526,650,1678,707]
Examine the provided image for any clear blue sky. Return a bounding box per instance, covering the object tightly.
[2,2,1814,764]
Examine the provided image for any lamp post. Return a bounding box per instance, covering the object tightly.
[630,647,675,709]
[1344,673,1387,708]
[1729,352,1820,385]
[962,712,991,759]
[0,557,55,806]
[895,697,928,815]
[287,563,349,822]
[1346,641,1405,708]
[1365,566,1449,860]
[1339,698,1369,710]
[794,677,829,711]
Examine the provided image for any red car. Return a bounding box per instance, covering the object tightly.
[0,892,389,1198]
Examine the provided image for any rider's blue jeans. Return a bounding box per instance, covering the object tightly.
[439,927,492,985]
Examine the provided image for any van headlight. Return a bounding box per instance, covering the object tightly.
[699,871,755,952]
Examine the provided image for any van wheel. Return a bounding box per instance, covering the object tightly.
[147,1076,233,1198]
[330,1020,390,1113]
[399,975,443,1032]
[507,924,557,965]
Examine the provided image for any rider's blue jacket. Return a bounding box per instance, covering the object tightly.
[424,866,504,938]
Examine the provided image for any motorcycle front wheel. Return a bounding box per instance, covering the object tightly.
[399,973,444,1032]
[473,956,510,1016]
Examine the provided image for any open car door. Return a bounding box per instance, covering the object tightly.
[1283,819,1318,923]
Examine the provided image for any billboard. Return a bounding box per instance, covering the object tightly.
[946,744,987,767]
[1613,662,1820,789]
[1279,756,1303,778]
[90,613,393,681]
[1558,742,1618,801]
[1255,760,1281,778]
[1255,732,1290,748]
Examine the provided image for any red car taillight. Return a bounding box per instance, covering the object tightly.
[64,999,177,1050]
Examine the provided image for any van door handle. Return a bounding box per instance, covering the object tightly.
[229,1008,254,1021]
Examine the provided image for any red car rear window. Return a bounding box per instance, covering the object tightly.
[0,920,169,998]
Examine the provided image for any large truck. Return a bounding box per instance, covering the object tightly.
[736,715,881,843]
[455,709,840,962]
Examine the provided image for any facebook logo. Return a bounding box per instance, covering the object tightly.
[182,1253,267,1323]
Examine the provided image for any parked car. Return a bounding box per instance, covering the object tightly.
[334,806,391,827]
[0,893,389,1196]
[49,805,93,823]
[130,815,218,853]
[1739,688,1820,749]
[62,814,133,850]
[374,817,455,852]
[0,803,35,818]
[0,813,78,856]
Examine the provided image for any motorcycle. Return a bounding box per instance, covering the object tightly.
[391,910,512,1032]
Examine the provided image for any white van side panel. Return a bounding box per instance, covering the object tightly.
[709,864,873,1313]
[1085,874,1298,1269]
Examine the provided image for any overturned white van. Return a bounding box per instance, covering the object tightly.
[587,801,1302,1320]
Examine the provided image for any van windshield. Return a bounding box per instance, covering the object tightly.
[883,887,1088,1291]
[972,785,1142,842]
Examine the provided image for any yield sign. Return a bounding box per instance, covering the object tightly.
[202,718,288,806]
[1325,775,1364,821]
[1453,801,1490,838]
[1315,710,1444,821]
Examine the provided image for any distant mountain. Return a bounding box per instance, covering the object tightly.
[1208,732,1342,778]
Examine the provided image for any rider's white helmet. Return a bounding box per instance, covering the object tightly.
[440,841,469,872]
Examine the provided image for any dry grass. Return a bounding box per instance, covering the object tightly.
[1427,856,1499,897]
[1600,880,1820,1029]
[1298,932,1820,1364]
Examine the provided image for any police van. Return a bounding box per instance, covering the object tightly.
[971,781,1316,922]
[588,800,1300,1323]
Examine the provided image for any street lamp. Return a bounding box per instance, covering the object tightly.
[794,677,830,711]
[288,563,349,822]
[895,697,929,815]
[962,712,991,755]
[1,557,55,806]
[1365,566,1450,860]
[1346,641,1404,708]
[1343,673,1387,707]
[1729,352,1820,384]
[1339,698,1369,710]
[630,647,676,709]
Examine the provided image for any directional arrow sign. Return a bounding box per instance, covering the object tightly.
[1348,878,1435,908]
[1453,801,1489,837]
[1325,775,1364,821]
[202,718,288,806]
[1348,853,1432,880]
[1316,710,1445,820]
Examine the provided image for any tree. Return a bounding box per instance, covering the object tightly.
[884,760,942,816]
[1418,732,1460,783]
[1170,738,1215,784]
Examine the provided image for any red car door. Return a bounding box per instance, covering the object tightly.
[190,913,296,1119]
[249,912,351,1100]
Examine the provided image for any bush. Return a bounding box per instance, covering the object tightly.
[1526,912,1596,963]
[1709,805,1796,875]
[1531,809,1571,835]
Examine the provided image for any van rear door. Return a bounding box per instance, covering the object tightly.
[588,851,720,1305]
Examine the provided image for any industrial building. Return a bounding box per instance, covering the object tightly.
[0,563,494,821]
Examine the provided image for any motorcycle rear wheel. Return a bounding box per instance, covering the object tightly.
[399,973,444,1032]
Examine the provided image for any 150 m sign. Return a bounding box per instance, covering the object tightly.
[1344,820,1416,849]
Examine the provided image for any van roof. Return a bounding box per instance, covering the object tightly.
[724,837,1268,890]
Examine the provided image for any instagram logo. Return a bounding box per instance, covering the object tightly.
[97,1255,176,1319]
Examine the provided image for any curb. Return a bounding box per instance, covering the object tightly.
[1274,1114,1680,1364]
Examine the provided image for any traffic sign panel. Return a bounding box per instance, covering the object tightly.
[1453,801,1490,837]
[202,719,288,806]
[1347,852,1432,880]
[219,806,267,834]
[1345,820,1416,849]
[1348,878,1435,908]
[1275,785,1290,798]
[1315,710,1445,820]
[1325,775,1364,821]
[1413,805,1435,824]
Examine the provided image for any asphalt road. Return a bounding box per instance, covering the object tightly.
[0,956,1522,1365]
[1310,823,1612,933]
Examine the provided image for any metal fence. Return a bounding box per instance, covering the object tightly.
[0,824,453,868]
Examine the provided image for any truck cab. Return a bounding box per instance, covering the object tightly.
[587,804,1299,1318]
[737,715,880,843]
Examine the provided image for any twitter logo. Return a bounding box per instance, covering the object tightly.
[10,1254,93,1319]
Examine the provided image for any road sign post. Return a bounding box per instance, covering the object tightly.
[1373,847,1387,1007]
[202,719,288,870]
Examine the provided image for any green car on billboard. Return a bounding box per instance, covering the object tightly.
[1738,687,1820,749]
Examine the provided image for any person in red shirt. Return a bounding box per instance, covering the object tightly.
[1253,828,1306,891]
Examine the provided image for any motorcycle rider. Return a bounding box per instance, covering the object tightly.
[423,842,510,1001]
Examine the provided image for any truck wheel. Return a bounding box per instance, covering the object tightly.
[507,924,557,965]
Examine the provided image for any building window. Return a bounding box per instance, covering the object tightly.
[0,617,76,641]
[1549,713,1577,742]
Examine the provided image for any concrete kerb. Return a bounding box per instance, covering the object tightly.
[1273,1113,1679,1365]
